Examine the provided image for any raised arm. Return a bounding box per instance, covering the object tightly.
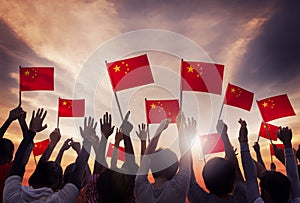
[277,126,300,199]
[272,144,285,165]
[38,128,61,164]
[253,142,266,169]
[55,138,72,164]
[17,108,28,137]
[238,119,261,203]
[111,128,123,169]
[0,107,22,138]
[136,123,147,163]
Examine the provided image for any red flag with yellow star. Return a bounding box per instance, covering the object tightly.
[258,122,279,141]
[224,83,254,111]
[106,143,125,162]
[106,54,154,92]
[20,67,54,91]
[199,133,225,155]
[58,98,85,117]
[257,94,295,122]
[33,138,50,156]
[181,60,224,95]
[270,144,285,156]
[145,99,179,124]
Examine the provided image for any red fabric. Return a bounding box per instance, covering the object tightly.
[0,162,13,203]
[258,122,279,141]
[145,99,179,124]
[181,60,224,95]
[106,143,125,162]
[33,139,50,156]
[106,54,154,92]
[199,133,225,155]
[224,83,254,111]
[257,94,295,122]
[270,144,285,156]
[58,98,85,117]
[20,67,54,91]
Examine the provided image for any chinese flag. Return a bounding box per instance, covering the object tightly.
[258,122,279,141]
[20,67,54,91]
[257,94,295,122]
[224,83,254,111]
[106,143,125,162]
[106,54,154,92]
[199,133,225,155]
[181,60,224,95]
[58,98,85,117]
[270,144,285,156]
[145,99,179,124]
[33,139,50,156]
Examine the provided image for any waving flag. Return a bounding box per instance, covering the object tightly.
[33,139,50,156]
[145,99,179,124]
[181,60,224,95]
[20,67,54,91]
[258,122,279,141]
[199,133,225,155]
[106,54,154,92]
[270,144,285,156]
[58,98,85,117]
[257,94,295,122]
[224,83,254,111]
[106,143,125,162]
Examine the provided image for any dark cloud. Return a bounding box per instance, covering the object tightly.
[235,1,300,92]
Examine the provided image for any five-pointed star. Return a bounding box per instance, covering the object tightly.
[25,70,30,75]
[63,101,67,106]
[263,102,268,108]
[150,103,156,109]
[187,66,194,73]
[114,65,121,72]
[231,88,236,93]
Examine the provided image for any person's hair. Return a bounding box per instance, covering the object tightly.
[97,169,135,203]
[260,171,291,203]
[29,161,63,191]
[202,157,236,196]
[63,162,91,189]
[149,148,179,180]
[0,138,14,164]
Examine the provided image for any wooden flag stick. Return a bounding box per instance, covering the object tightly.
[147,124,150,144]
[57,97,60,128]
[217,102,224,120]
[179,59,183,110]
[33,154,37,165]
[114,92,124,120]
[19,65,22,107]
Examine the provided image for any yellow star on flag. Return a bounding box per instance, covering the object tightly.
[114,65,121,72]
[150,103,156,109]
[187,66,194,73]
[24,70,30,76]
[62,101,67,106]
[231,88,236,93]
[263,102,268,108]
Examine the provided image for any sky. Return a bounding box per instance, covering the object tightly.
[1,0,300,186]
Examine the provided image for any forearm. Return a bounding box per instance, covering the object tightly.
[54,148,65,164]
[111,141,119,169]
[140,140,146,163]
[97,137,108,168]
[255,151,266,169]
[39,142,57,164]
[123,134,135,166]
[18,119,28,138]
[0,118,13,138]
[285,147,300,198]
[9,130,35,178]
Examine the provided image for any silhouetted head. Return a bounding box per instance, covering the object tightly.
[63,162,91,189]
[29,161,63,192]
[202,157,235,196]
[97,169,135,203]
[260,171,291,203]
[0,138,14,164]
[149,148,179,181]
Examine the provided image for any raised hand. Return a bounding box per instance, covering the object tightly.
[115,128,123,144]
[238,119,248,143]
[277,127,292,148]
[80,116,97,142]
[50,128,61,144]
[216,120,228,135]
[61,138,73,151]
[9,106,23,121]
[71,141,81,154]
[100,112,115,138]
[253,142,260,153]
[120,111,133,136]
[178,116,197,153]
[29,108,47,133]
[136,123,147,141]
[18,108,26,122]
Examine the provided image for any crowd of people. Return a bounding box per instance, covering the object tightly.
[1,105,300,203]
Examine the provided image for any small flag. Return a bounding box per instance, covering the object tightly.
[199,133,225,155]
[258,122,279,141]
[257,94,295,122]
[181,60,224,95]
[106,54,154,92]
[224,83,254,111]
[58,98,85,117]
[33,139,50,156]
[106,143,125,162]
[145,99,180,124]
[270,144,285,156]
[20,67,54,91]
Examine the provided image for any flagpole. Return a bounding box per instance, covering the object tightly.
[114,92,124,120]
[217,102,224,120]
[179,59,183,110]
[57,97,60,128]
[33,154,37,165]
[145,98,151,143]
[147,124,150,144]
[19,66,22,107]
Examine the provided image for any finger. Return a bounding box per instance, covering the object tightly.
[41,110,47,121]
[88,116,92,127]
[124,111,130,122]
[138,124,141,131]
[94,122,98,130]
[90,117,94,127]
[100,118,103,126]
[105,112,108,123]
[136,131,139,136]
[79,126,83,135]
[109,114,112,124]
[41,124,48,131]
[111,125,115,132]
[31,110,35,120]
[84,117,87,128]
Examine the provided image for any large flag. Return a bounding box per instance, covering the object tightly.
[257,94,295,122]
[224,83,254,111]
[258,122,279,141]
[270,144,285,156]
[181,60,224,95]
[106,143,125,162]
[58,98,85,117]
[199,133,225,155]
[106,54,154,92]
[20,67,54,91]
[33,139,50,156]
[145,99,179,124]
